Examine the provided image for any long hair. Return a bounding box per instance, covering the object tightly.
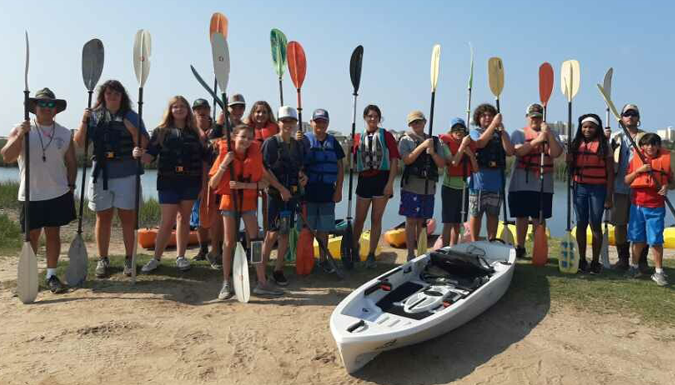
[93,80,133,113]
[244,101,276,127]
[154,96,203,146]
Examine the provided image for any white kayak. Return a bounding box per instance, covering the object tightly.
[330,241,516,374]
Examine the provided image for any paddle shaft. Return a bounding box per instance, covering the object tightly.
[134,87,143,230]
[296,88,303,133]
[279,78,284,105]
[221,91,240,215]
[566,101,572,231]
[496,98,509,228]
[213,78,218,123]
[538,105,549,224]
[346,91,357,220]
[423,91,436,200]
[23,90,30,242]
[77,91,93,234]
[461,74,474,224]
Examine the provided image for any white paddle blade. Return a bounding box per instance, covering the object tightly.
[24,31,29,91]
[430,44,441,91]
[603,67,613,97]
[500,225,515,245]
[210,33,230,92]
[600,230,610,269]
[233,242,250,303]
[561,60,580,102]
[597,84,622,122]
[17,242,38,304]
[488,57,504,97]
[133,30,152,87]
[66,234,88,286]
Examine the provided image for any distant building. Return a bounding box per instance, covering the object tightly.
[657,126,675,141]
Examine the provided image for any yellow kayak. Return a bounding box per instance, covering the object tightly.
[497,222,551,241]
[313,230,381,261]
[567,224,675,249]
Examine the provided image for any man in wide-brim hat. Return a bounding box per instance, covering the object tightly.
[1,87,77,295]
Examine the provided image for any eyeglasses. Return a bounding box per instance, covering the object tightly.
[622,111,638,118]
[37,100,56,108]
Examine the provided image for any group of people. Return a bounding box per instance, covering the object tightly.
[2,79,672,300]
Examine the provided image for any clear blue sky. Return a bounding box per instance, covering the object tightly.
[1,0,673,138]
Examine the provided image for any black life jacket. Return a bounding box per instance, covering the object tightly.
[91,110,136,189]
[401,133,439,185]
[157,128,204,178]
[268,135,302,195]
[476,131,506,169]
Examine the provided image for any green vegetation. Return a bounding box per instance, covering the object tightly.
[0,213,22,253]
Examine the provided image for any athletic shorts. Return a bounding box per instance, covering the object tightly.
[356,171,391,199]
[628,204,665,246]
[573,183,607,226]
[442,186,467,224]
[468,190,501,218]
[399,190,434,219]
[88,174,141,212]
[20,191,76,232]
[267,196,298,232]
[611,193,630,227]
[508,191,553,219]
[304,202,336,232]
[158,185,201,205]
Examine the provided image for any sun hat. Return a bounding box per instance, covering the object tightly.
[28,88,67,114]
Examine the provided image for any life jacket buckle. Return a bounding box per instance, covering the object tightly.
[106,151,115,159]
[175,166,184,173]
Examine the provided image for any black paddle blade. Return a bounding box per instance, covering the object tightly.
[341,222,355,270]
[82,39,104,92]
[349,46,364,93]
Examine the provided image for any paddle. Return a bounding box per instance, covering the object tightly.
[603,68,613,136]
[532,62,553,266]
[17,31,38,304]
[287,41,307,131]
[560,59,581,274]
[189,65,225,109]
[600,68,613,270]
[296,204,345,279]
[487,57,513,245]
[270,28,288,106]
[131,29,152,284]
[460,43,474,229]
[341,45,363,270]
[209,12,228,123]
[66,39,104,287]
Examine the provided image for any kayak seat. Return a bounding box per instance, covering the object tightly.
[429,250,494,280]
[375,282,432,320]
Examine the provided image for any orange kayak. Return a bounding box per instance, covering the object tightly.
[137,228,207,249]
[383,219,436,248]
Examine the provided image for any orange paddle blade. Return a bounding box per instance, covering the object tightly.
[287,41,307,90]
[209,12,228,38]
[532,224,548,266]
[539,62,554,106]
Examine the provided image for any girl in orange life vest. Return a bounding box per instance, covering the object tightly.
[245,101,279,143]
[624,133,674,286]
[567,114,614,274]
[439,118,478,247]
[209,124,277,300]
[352,104,401,268]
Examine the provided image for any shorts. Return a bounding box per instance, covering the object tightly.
[303,202,336,232]
[221,210,256,218]
[356,171,391,199]
[88,174,141,212]
[399,190,434,219]
[190,197,201,228]
[442,186,467,224]
[573,183,607,226]
[611,193,630,227]
[468,190,501,218]
[267,196,298,232]
[158,185,201,204]
[21,191,76,232]
[508,191,553,219]
[628,204,665,246]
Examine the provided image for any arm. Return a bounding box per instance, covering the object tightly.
[545,125,564,158]
[401,138,426,165]
[1,123,28,164]
[123,115,149,148]
[430,140,446,168]
[500,129,515,156]
[467,150,479,173]
[73,109,91,148]
[474,113,502,148]
[625,163,649,185]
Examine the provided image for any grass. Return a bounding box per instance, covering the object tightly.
[0,213,22,253]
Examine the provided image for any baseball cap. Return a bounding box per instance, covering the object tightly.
[621,104,640,116]
[278,106,298,121]
[312,108,330,122]
[450,117,467,131]
[192,98,210,109]
[526,103,544,118]
[228,93,246,107]
[406,110,426,125]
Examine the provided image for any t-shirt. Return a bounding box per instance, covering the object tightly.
[146,127,206,191]
[398,132,445,195]
[262,135,305,197]
[352,129,401,178]
[302,134,346,203]
[469,128,504,193]
[508,128,562,193]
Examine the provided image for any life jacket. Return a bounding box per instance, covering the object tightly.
[356,128,390,173]
[516,127,553,180]
[572,140,607,184]
[253,122,279,143]
[305,132,339,185]
[630,148,671,189]
[157,128,204,178]
[439,134,472,178]
[212,140,263,200]
[267,135,303,193]
[91,109,136,189]
[475,131,505,169]
[400,132,439,184]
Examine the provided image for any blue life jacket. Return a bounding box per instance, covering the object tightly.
[305,132,339,185]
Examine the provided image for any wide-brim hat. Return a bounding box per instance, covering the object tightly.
[28,87,67,114]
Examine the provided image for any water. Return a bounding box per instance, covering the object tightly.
[2,167,673,237]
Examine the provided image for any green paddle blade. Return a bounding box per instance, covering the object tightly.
[270,28,288,78]
[561,60,580,102]
[133,29,152,87]
[467,42,474,90]
[82,39,104,92]
[430,44,441,91]
[488,57,504,97]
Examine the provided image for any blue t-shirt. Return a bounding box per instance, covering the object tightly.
[469,128,504,193]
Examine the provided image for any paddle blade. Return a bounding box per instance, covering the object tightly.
[17,242,38,304]
[341,222,355,270]
[233,242,250,303]
[600,225,610,269]
[417,230,428,256]
[66,234,88,286]
[24,31,29,91]
[82,39,104,92]
[190,65,225,109]
[210,33,231,92]
[499,223,514,245]
[603,67,613,97]
[532,224,548,266]
[287,41,307,90]
[561,60,580,102]
[430,44,441,91]
[597,84,622,122]
[538,62,554,106]
[349,45,364,93]
[209,12,229,38]
[133,30,152,87]
[270,29,288,78]
[488,57,504,97]
[559,231,580,274]
[467,42,474,89]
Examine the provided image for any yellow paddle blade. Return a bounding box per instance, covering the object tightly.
[488,57,504,97]
[17,241,38,304]
[417,231,428,256]
[430,44,441,92]
[561,60,580,102]
[559,231,580,274]
[532,224,548,266]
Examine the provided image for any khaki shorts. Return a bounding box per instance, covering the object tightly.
[611,193,630,226]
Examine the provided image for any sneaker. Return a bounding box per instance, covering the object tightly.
[365,253,377,269]
[317,260,336,274]
[253,282,284,297]
[272,270,288,286]
[176,256,191,272]
[47,276,67,294]
[639,261,652,276]
[141,258,161,273]
[652,272,669,286]
[578,259,589,273]
[515,246,527,260]
[207,253,223,270]
[625,266,641,279]
[589,261,602,275]
[95,257,110,278]
[193,248,208,261]
[123,257,134,277]
[218,280,233,300]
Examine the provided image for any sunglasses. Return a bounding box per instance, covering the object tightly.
[37,100,56,109]
[622,111,638,118]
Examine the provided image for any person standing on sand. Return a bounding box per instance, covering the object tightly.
[74,80,148,278]
[1,88,77,294]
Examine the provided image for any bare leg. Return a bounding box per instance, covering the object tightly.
[153,204,179,260]
[369,196,389,255]
[469,214,482,242]
[95,208,114,257]
[176,201,194,257]
[486,213,499,241]
[117,208,137,257]
[652,245,663,269]
[515,217,529,248]
[222,215,236,281]
[43,227,61,269]
[353,196,372,251]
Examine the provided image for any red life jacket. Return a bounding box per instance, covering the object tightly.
[439,134,474,178]
[516,127,553,176]
[211,140,263,198]
[630,149,671,189]
[253,122,279,143]
[573,140,607,185]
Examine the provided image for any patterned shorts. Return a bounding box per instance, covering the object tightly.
[468,190,501,217]
[398,190,434,219]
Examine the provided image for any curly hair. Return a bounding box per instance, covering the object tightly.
[472,103,497,128]
[93,80,133,113]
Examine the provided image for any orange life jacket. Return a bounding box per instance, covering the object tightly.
[516,127,553,176]
[630,149,671,189]
[210,140,263,198]
[439,134,474,178]
[573,140,607,185]
[253,122,279,143]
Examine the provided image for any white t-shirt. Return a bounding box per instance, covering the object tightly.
[17,121,72,201]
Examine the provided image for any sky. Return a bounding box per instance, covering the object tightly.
[1,0,674,138]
